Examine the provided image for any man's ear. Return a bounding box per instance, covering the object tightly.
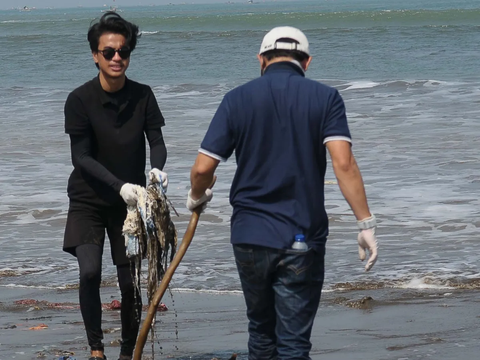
[257,54,265,67]
[92,51,99,67]
[257,54,267,75]
[302,56,313,72]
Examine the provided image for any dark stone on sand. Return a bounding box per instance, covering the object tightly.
[346,296,374,309]
[332,296,375,309]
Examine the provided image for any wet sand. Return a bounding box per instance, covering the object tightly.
[1,286,479,360]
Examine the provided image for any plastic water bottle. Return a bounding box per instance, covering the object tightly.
[292,234,308,251]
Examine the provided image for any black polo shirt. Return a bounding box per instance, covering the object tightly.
[64,76,165,207]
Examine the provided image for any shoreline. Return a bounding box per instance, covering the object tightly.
[1,286,479,359]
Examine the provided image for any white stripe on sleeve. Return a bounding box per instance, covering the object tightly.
[323,136,352,145]
[198,148,227,162]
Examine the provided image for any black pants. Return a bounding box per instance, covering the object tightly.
[64,202,131,266]
[76,244,142,356]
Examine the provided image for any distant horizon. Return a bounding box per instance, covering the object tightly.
[0,0,282,11]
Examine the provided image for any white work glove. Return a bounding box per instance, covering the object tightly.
[120,183,139,206]
[357,214,378,272]
[186,189,213,212]
[149,168,168,191]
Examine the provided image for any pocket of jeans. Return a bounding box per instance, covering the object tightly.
[233,245,257,280]
[283,248,322,280]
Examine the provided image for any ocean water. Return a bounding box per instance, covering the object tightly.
[1,0,480,296]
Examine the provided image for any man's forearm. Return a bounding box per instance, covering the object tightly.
[333,158,371,221]
[189,153,220,200]
[147,128,167,170]
[190,170,214,199]
[150,141,167,171]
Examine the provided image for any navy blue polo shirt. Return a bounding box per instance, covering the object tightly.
[200,61,351,251]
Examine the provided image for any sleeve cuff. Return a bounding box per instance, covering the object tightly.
[323,136,352,145]
[113,180,126,194]
[198,148,227,162]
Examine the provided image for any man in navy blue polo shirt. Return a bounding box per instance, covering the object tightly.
[187,27,378,359]
[63,12,168,360]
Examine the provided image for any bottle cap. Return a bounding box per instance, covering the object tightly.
[295,234,305,242]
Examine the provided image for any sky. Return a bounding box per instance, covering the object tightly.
[0,0,243,10]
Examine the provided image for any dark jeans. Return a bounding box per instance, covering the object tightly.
[76,244,142,357]
[233,244,325,360]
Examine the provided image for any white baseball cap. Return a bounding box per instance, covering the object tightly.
[259,26,310,56]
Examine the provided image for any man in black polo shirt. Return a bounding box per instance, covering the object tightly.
[187,27,379,359]
[63,12,168,360]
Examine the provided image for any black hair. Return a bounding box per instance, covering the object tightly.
[261,37,309,62]
[87,11,140,53]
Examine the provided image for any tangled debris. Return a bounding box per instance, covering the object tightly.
[122,182,177,342]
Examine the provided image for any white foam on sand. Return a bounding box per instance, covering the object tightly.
[0,284,67,290]
[172,288,243,295]
[397,277,454,290]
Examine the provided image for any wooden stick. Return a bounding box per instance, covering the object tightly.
[133,177,216,360]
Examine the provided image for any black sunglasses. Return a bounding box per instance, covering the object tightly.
[97,47,132,60]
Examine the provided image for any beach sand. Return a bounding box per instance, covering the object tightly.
[1,286,479,360]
